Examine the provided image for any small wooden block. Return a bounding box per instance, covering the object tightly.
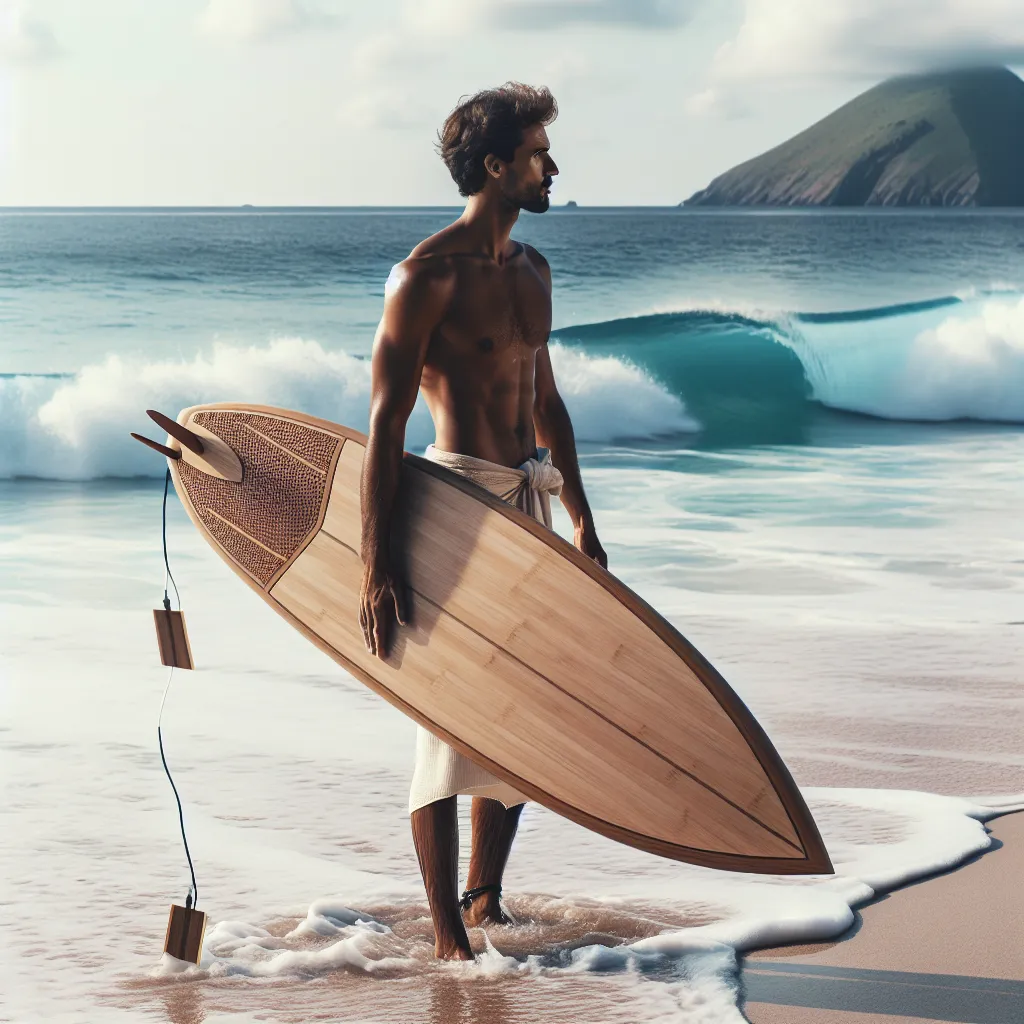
[154,609,194,670]
[164,904,207,964]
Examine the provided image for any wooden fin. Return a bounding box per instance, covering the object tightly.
[131,433,181,460]
[148,409,205,455]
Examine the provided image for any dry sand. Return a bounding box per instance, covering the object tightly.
[742,812,1024,1024]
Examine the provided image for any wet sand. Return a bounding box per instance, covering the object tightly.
[743,812,1024,1023]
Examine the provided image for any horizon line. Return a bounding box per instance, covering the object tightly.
[2,204,1022,214]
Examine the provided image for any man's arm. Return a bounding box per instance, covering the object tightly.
[526,245,606,568]
[533,343,607,568]
[359,260,448,659]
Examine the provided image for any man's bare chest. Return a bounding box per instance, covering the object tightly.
[441,262,551,356]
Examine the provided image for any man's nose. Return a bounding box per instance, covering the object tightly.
[545,156,559,176]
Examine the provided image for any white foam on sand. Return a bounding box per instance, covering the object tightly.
[174,790,1018,1004]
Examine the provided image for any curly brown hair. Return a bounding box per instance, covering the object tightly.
[437,83,558,198]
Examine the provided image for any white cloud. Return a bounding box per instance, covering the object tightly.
[684,87,748,119]
[685,0,1024,119]
[339,90,439,132]
[709,0,1024,85]
[485,0,697,28]
[349,31,434,80]
[411,0,699,32]
[340,31,445,131]
[0,3,60,65]
[340,27,604,134]
[197,0,335,42]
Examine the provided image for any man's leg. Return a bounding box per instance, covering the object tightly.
[410,796,473,960]
[462,797,523,927]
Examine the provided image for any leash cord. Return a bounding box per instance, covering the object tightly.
[158,467,198,910]
[162,468,181,613]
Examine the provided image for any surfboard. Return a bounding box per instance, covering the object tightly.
[160,402,832,875]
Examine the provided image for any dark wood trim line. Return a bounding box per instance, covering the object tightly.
[170,403,834,876]
[321,523,803,856]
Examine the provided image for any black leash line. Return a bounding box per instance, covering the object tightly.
[157,467,199,910]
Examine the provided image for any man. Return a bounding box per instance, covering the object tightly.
[358,82,606,961]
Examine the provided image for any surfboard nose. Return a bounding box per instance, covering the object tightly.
[163,405,344,591]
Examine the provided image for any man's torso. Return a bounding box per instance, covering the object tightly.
[411,233,552,468]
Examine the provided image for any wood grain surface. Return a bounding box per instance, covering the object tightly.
[169,403,832,875]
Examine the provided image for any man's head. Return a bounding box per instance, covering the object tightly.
[438,82,559,212]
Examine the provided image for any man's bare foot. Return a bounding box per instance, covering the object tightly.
[435,937,475,960]
[462,891,514,928]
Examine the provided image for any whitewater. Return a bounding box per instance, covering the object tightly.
[3,292,1024,480]
[2,208,1024,1023]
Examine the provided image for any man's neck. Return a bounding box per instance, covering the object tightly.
[459,193,520,263]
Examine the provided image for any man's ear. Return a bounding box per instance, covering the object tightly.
[484,155,503,180]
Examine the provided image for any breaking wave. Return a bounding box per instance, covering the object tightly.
[2,291,1022,479]
[0,340,695,480]
[552,292,1024,442]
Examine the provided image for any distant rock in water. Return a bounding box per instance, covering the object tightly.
[565,200,579,208]
[684,67,1024,207]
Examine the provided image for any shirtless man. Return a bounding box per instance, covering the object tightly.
[358,83,606,960]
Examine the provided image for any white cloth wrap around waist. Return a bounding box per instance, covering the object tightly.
[407,445,564,814]
[422,444,563,528]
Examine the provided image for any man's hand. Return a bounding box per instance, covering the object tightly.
[574,517,608,569]
[359,562,408,660]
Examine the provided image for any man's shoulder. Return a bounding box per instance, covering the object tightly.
[518,241,548,263]
[519,242,551,284]
[385,252,457,305]
[406,220,469,262]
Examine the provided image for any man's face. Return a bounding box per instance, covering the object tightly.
[500,124,558,213]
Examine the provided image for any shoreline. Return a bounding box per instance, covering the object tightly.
[742,811,1024,1023]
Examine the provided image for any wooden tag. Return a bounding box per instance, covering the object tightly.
[164,904,207,964]
[154,609,194,671]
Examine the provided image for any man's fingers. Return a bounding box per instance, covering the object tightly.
[392,583,409,626]
[360,573,408,660]
[362,602,378,656]
[373,613,389,661]
[359,602,373,654]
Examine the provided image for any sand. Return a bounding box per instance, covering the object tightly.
[742,812,1024,1024]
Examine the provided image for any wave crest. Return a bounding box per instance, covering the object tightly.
[801,296,1024,422]
[555,293,1024,434]
[4,292,1023,480]
[0,339,695,480]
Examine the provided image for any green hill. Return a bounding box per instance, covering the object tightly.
[684,67,1024,207]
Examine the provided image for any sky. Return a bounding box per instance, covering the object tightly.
[1,0,1023,205]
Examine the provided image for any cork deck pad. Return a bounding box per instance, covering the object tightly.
[167,402,832,875]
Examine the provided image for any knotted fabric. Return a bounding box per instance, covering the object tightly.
[407,444,563,814]
[423,445,564,528]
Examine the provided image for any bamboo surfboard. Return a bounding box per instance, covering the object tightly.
[158,402,832,875]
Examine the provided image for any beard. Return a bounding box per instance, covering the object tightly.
[519,191,551,214]
[506,173,552,214]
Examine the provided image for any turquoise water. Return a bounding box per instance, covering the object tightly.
[2,209,1023,1024]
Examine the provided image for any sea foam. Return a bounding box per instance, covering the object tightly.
[0,338,696,480]
[5,296,1024,482]
[795,296,1024,422]
[551,292,1024,430]
[152,789,1021,1020]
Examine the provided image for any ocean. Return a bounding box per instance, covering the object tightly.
[2,208,1023,1023]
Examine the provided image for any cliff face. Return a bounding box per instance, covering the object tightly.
[684,67,1024,207]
